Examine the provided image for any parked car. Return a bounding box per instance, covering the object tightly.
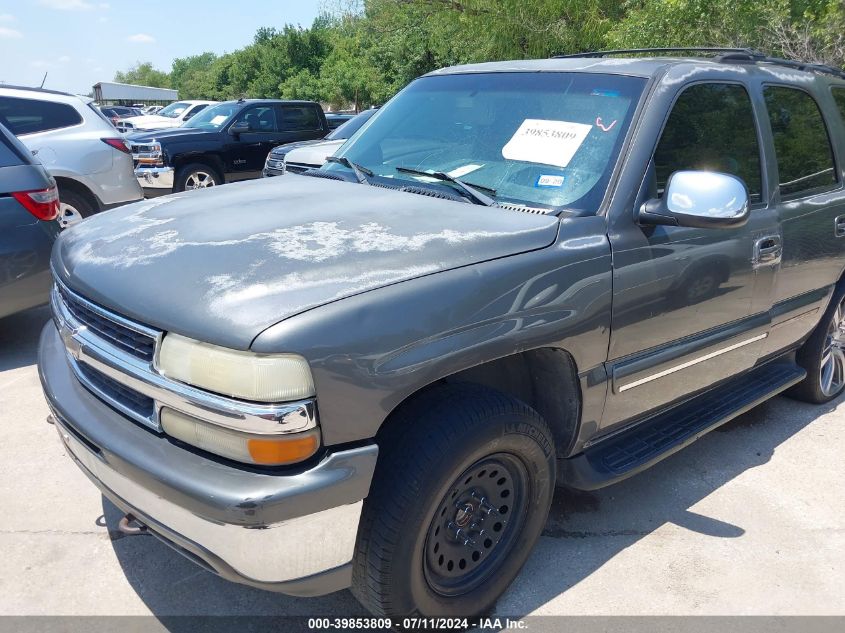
[264,108,378,176]
[325,112,356,129]
[0,86,143,228]
[0,122,60,319]
[39,50,845,618]
[130,99,330,193]
[143,105,163,115]
[116,100,216,134]
[99,105,144,126]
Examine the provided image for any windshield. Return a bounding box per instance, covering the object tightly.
[331,72,645,211]
[327,109,377,141]
[182,102,242,130]
[158,101,191,118]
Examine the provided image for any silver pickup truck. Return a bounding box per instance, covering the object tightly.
[39,49,845,618]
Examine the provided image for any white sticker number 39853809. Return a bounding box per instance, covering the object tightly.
[502,119,592,168]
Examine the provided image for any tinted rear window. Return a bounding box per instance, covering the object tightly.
[279,105,321,131]
[0,97,83,135]
[0,122,32,167]
[764,86,837,197]
[831,87,845,124]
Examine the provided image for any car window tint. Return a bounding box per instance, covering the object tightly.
[764,86,837,197]
[0,138,21,167]
[0,97,83,135]
[830,87,845,127]
[279,105,321,132]
[184,104,208,120]
[653,83,763,203]
[234,106,278,132]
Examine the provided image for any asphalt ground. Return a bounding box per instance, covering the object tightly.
[1,305,843,622]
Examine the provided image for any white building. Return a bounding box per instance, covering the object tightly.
[93,82,177,105]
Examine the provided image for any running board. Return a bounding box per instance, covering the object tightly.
[560,362,806,490]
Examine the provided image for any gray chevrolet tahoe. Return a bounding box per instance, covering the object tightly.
[38,49,845,619]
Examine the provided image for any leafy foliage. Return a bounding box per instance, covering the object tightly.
[113,0,845,106]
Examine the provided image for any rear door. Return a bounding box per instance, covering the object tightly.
[603,80,780,431]
[759,83,845,356]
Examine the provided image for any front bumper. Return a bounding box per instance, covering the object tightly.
[39,322,378,595]
[135,166,174,191]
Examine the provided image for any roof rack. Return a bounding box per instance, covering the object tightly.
[553,47,761,59]
[552,48,845,81]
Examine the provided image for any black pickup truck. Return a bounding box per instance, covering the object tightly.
[129,99,329,194]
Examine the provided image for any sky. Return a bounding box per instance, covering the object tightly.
[0,0,325,95]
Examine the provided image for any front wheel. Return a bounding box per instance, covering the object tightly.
[351,384,555,618]
[174,163,221,192]
[789,285,845,403]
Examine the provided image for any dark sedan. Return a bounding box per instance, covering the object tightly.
[0,122,61,319]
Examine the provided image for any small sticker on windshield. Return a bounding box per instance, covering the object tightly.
[502,119,592,168]
[447,164,482,178]
[536,175,565,188]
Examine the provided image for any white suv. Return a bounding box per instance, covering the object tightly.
[0,86,143,227]
[116,100,216,134]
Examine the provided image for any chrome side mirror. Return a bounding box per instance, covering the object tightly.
[639,171,750,229]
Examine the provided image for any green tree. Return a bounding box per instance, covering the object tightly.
[113,62,171,88]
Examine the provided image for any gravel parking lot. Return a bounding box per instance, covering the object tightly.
[1,305,843,618]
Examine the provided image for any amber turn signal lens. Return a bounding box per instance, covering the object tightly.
[247,432,320,465]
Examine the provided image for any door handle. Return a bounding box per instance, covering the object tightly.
[835,215,845,238]
[753,235,782,267]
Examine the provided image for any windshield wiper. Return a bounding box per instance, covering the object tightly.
[325,156,373,185]
[395,166,496,206]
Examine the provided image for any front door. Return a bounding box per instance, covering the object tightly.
[603,81,779,430]
[224,105,286,179]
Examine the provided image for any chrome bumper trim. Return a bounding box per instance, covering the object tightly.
[134,166,174,190]
[54,414,363,584]
[51,282,318,435]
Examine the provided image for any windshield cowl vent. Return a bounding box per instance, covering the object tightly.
[496,203,555,215]
[398,185,465,202]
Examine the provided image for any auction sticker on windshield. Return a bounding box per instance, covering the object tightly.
[502,119,592,168]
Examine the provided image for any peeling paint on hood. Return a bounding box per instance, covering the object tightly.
[54,175,560,349]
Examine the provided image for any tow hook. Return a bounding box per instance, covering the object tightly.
[118,513,148,536]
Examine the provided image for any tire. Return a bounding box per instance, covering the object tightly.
[174,163,221,192]
[351,383,556,618]
[58,188,95,229]
[788,283,845,403]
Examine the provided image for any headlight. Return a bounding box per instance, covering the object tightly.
[135,141,164,167]
[156,333,315,402]
[160,408,320,465]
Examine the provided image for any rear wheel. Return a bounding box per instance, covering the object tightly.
[351,384,555,618]
[174,163,221,192]
[788,285,845,403]
[57,188,95,229]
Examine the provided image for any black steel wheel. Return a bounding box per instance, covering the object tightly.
[423,454,529,597]
[351,383,556,618]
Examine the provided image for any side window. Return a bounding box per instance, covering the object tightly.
[184,104,207,120]
[653,83,763,203]
[832,87,845,122]
[233,106,277,132]
[764,86,837,197]
[278,105,321,132]
[0,97,83,135]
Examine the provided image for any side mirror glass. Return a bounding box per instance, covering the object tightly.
[639,171,750,229]
[229,121,250,136]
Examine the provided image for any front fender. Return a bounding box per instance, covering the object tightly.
[251,216,612,446]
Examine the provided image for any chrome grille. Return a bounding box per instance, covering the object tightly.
[56,282,157,362]
[76,362,155,421]
[285,162,312,174]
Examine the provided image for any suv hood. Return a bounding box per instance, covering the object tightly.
[284,139,345,167]
[54,175,560,350]
[120,115,182,130]
[126,127,208,142]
